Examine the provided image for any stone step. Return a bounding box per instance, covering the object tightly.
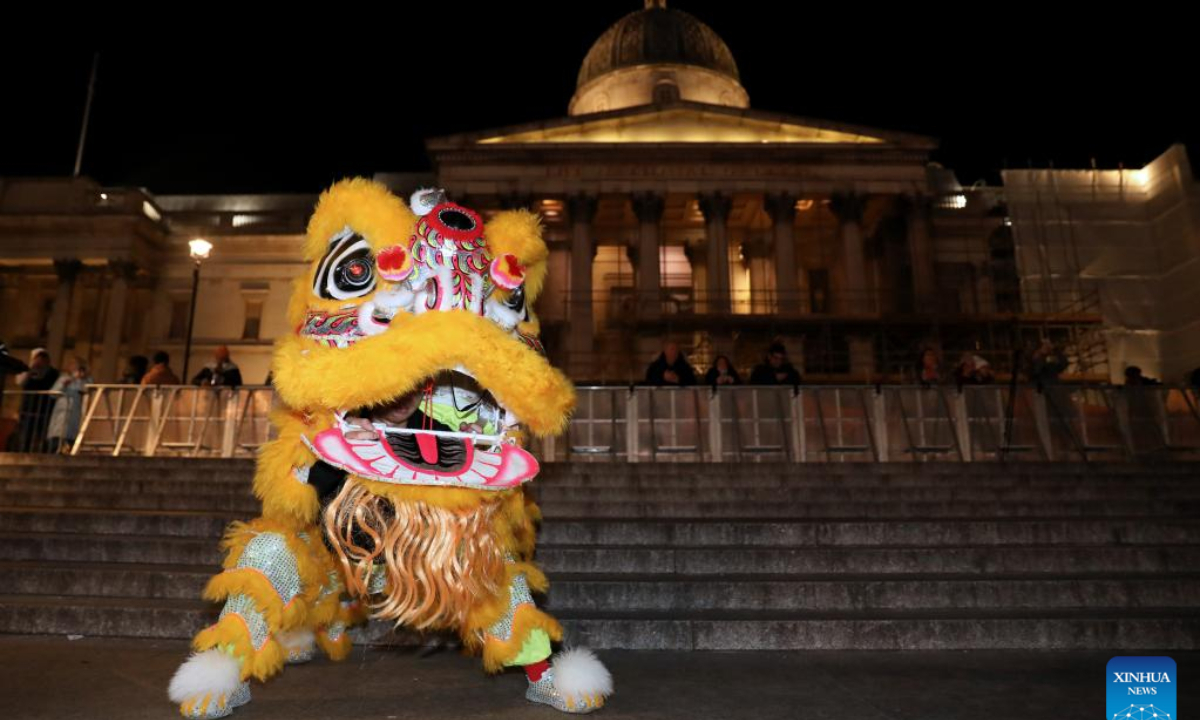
[561,609,1200,650]
[4,513,1197,547]
[0,562,214,600]
[0,479,253,497]
[8,475,1200,507]
[0,467,251,484]
[534,500,1200,519]
[5,457,1197,480]
[0,491,259,512]
[6,489,1200,519]
[4,473,1198,502]
[0,594,215,640]
[3,459,1197,483]
[0,533,226,565]
[3,532,1198,574]
[536,485,1200,503]
[0,509,231,538]
[542,545,1200,575]
[5,560,1198,612]
[0,594,1195,650]
[4,463,1196,487]
[537,475,1200,490]
[0,455,250,470]
[542,574,1200,612]
[540,518,1200,547]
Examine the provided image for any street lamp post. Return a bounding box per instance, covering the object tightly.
[182,238,213,383]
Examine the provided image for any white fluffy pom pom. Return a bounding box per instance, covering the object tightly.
[168,649,241,704]
[551,648,614,703]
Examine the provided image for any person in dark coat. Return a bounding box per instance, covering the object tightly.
[704,355,741,386]
[12,348,60,452]
[120,355,149,384]
[1029,339,1069,385]
[644,342,697,386]
[750,343,801,385]
[192,345,243,388]
[0,338,29,430]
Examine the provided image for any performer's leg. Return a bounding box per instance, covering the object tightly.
[309,569,364,662]
[473,561,613,714]
[169,520,328,719]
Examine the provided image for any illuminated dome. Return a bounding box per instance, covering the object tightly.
[569,1,750,116]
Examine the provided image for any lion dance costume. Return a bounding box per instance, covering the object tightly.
[168,180,613,717]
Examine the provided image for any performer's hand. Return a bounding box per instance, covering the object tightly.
[344,417,380,441]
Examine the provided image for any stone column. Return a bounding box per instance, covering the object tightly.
[630,192,664,319]
[98,261,137,382]
[567,193,598,379]
[829,192,869,314]
[683,239,706,302]
[45,259,83,362]
[764,193,799,314]
[698,192,733,314]
[830,193,875,378]
[741,237,773,314]
[904,194,937,313]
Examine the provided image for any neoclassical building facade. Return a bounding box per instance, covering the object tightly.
[2,2,1197,386]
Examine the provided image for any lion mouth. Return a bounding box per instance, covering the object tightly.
[347,370,503,473]
[306,369,539,489]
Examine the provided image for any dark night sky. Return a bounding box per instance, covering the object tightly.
[2,3,1193,194]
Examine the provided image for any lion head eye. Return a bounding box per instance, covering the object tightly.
[503,286,526,315]
[315,231,376,300]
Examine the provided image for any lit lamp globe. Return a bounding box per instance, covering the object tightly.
[189,238,213,262]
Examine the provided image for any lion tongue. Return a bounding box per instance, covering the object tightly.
[416,432,440,465]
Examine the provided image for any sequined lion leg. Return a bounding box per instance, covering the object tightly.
[307,563,366,663]
[169,519,326,719]
[469,560,613,714]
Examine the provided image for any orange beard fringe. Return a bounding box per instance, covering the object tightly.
[322,478,507,632]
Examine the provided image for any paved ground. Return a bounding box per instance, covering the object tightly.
[1,636,1196,719]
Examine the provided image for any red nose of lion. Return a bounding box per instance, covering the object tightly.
[376,244,413,282]
[489,253,525,290]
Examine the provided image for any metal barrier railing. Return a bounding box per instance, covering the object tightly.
[46,385,276,458]
[4,383,1199,462]
[540,384,1200,463]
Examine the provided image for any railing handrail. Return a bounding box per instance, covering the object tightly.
[4,383,1197,463]
[575,382,1200,392]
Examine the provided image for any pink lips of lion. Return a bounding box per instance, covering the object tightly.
[310,424,539,489]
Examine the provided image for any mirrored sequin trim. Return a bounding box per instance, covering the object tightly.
[236,532,302,603]
[181,679,251,720]
[293,465,310,484]
[229,682,251,708]
[183,700,231,720]
[319,570,342,601]
[486,572,533,641]
[284,641,314,664]
[221,594,270,650]
[367,563,387,594]
[525,668,601,714]
[326,621,346,643]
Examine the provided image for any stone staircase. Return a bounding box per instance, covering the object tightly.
[1,454,1198,650]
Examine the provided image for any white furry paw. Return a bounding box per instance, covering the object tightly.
[527,648,613,713]
[169,649,247,719]
[278,628,316,664]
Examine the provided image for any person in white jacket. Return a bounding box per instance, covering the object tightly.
[46,356,91,454]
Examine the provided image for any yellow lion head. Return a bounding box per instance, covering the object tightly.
[270,178,574,490]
